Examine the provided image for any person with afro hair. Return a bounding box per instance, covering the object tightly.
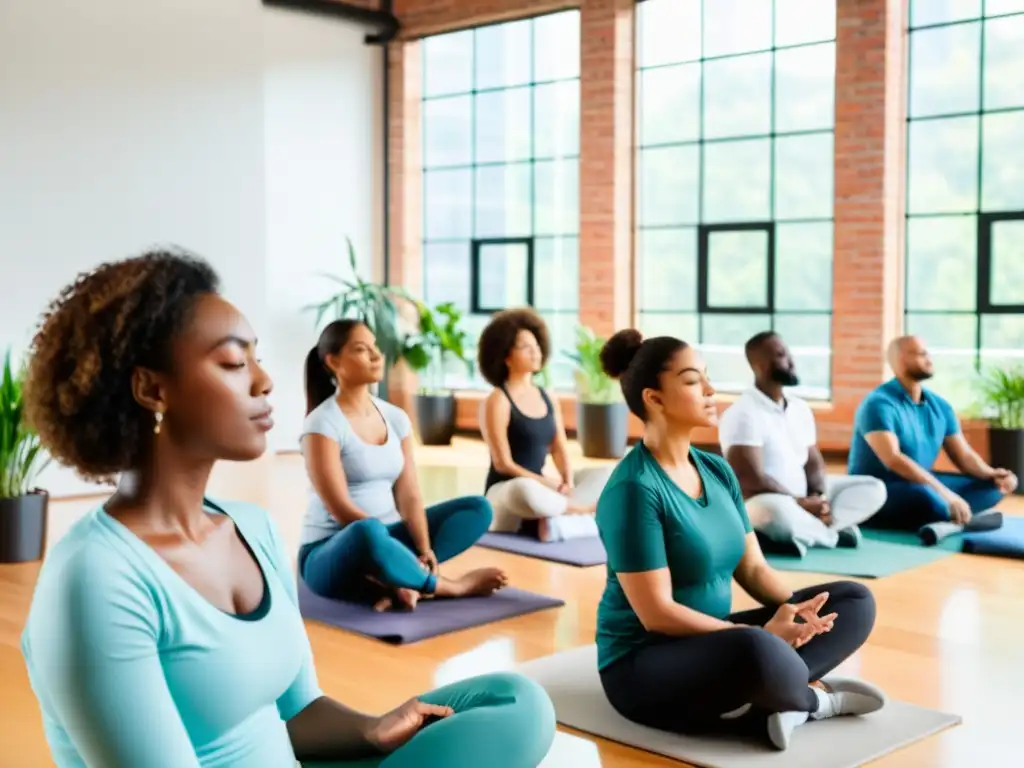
[477,307,613,542]
[19,250,556,768]
[592,328,884,752]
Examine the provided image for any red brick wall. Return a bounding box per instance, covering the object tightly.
[384,0,992,461]
[578,0,633,337]
[817,0,908,448]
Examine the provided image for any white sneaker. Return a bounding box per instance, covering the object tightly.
[767,710,809,749]
[812,677,887,720]
[767,679,886,750]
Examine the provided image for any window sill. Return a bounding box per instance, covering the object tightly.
[450,388,836,411]
[441,392,990,459]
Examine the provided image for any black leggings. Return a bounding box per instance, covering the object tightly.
[599,580,876,739]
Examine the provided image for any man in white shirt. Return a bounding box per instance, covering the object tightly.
[718,331,887,556]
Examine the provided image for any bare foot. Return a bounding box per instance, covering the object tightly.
[372,588,420,612]
[536,519,553,542]
[394,588,420,610]
[436,567,509,598]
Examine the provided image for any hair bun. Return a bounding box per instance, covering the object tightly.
[600,328,644,379]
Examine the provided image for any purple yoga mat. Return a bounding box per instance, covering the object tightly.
[476,532,608,567]
[297,579,564,644]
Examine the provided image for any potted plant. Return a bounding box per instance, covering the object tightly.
[0,349,51,563]
[976,364,1024,495]
[401,301,471,446]
[305,237,414,401]
[563,325,629,459]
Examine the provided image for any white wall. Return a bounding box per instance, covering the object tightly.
[0,0,382,496]
[262,5,383,452]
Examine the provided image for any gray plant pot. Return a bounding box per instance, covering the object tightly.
[0,489,49,563]
[577,401,629,459]
[416,393,456,446]
[989,427,1024,495]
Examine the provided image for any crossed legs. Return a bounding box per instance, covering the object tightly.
[300,496,505,604]
[868,472,1005,530]
[486,466,613,542]
[599,581,879,747]
[746,475,887,555]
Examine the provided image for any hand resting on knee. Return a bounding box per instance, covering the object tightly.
[758,593,836,648]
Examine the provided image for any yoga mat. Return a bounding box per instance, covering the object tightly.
[962,515,1024,558]
[476,532,607,567]
[763,531,957,579]
[518,645,961,768]
[863,519,1024,561]
[297,579,564,644]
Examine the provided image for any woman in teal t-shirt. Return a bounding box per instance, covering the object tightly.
[19,250,555,768]
[594,329,886,751]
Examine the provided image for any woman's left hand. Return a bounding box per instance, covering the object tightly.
[418,548,439,575]
[365,698,454,752]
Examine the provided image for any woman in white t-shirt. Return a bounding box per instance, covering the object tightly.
[299,319,507,611]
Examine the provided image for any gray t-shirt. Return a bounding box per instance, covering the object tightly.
[299,395,412,546]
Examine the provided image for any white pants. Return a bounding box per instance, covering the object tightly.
[485,466,614,542]
[746,474,887,551]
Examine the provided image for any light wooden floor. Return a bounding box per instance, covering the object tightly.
[2,438,1023,767]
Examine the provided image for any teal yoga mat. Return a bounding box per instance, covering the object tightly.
[764,530,959,578]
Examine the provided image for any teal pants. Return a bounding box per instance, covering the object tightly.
[304,672,556,768]
[300,496,492,599]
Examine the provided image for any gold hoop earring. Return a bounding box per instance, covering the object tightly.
[154,411,164,435]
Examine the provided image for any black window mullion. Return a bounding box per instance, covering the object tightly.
[696,2,705,343]
[975,6,987,371]
[769,0,777,331]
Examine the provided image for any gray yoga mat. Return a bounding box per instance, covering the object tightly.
[518,645,961,768]
[477,532,608,567]
[297,579,564,644]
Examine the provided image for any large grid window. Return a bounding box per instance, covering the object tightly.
[420,11,581,389]
[635,0,837,398]
[905,1,1024,409]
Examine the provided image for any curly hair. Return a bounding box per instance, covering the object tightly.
[476,307,550,388]
[23,248,220,484]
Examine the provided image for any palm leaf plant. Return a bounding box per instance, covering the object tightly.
[976,364,1024,429]
[400,302,471,446]
[561,325,628,459]
[0,347,51,563]
[562,325,621,405]
[975,363,1024,495]
[304,237,415,374]
[0,349,49,499]
[400,301,471,395]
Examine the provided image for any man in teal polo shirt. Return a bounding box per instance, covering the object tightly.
[848,336,1017,538]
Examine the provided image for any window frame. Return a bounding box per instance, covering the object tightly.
[697,221,776,314]
[417,10,583,391]
[634,0,837,399]
[904,5,1024,382]
[977,210,1024,315]
[470,236,536,314]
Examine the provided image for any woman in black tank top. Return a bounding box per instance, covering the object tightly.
[476,309,613,542]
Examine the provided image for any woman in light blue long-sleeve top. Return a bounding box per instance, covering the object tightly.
[19,249,555,768]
